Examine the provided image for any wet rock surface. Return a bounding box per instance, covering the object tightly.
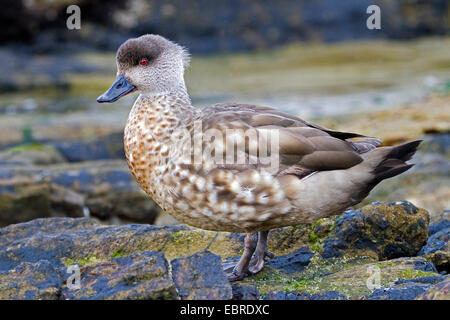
[416,278,450,300]
[231,283,260,300]
[365,283,432,300]
[0,200,448,300]
[264,290,347,300]
[62,251,177,300]
[171,251,232,300]
[0,260,62,300]
[418,216,450,274]
[267,247,315,274]
[0,218,236,300]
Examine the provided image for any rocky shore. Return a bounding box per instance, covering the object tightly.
[0,200,448,300]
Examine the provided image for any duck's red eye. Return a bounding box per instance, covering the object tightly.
[140,58,148,66]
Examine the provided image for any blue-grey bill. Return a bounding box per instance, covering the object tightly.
[97,75,135,103]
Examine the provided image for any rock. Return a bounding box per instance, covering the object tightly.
[0,218,242,299]
[171,251,232,300]
[395,275,448,285]
[423,251,450,275]
[267,247,314,274]
[0,217,99,248]
[431,210,450,225]
[0,260,61,300]
[0,199,445,300]
[321,201,429,260]
[49,133,125,162]
[245,253,442,300]
[418,223,450,273]
[359,273,450,300]
[428,217,450,235]
[0,182,85,226]
[0,144,66,166]
[417,133,450,159]
[419,227,450,256]
[0,161,161,225]
[0,217,243,273]
[364,283,430,300]
[0,202,447,300]
[231,283,260,300]
[62,251,177,300]
[263,290,347,300]
[267,225,317,256]
[317,257,438,299]
[0,48,101,92]
[415,278,450,300]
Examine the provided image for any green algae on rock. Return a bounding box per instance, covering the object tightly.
[321,201,429,260]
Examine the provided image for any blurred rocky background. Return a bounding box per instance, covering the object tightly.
[2,0,449,53]
[0,0,449,300]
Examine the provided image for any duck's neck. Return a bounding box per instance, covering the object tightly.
[143,82,192,106]
[127,88,197,143]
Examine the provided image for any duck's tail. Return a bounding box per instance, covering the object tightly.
[369,140,421,186]
[283,140,421,220]
[347,140,421,203]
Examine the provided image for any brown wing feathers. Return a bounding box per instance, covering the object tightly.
[207,103,383,175]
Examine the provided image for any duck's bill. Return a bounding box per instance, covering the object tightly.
[97,75,135,103]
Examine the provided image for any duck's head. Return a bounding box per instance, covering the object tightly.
[97,34,190,103]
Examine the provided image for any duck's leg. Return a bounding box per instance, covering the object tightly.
[227,232,258,281]
[249,231,274,274]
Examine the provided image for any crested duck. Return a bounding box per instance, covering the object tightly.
[97,34,421,281]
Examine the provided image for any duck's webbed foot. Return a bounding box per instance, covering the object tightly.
[226,232,258,281]
[224,231,274,282]
[249,231,273,274]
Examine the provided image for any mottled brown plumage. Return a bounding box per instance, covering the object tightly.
[98,34,421,281]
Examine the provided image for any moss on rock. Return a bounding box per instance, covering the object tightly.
[321,201,429,260]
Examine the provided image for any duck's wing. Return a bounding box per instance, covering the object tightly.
[199,103,381,176]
